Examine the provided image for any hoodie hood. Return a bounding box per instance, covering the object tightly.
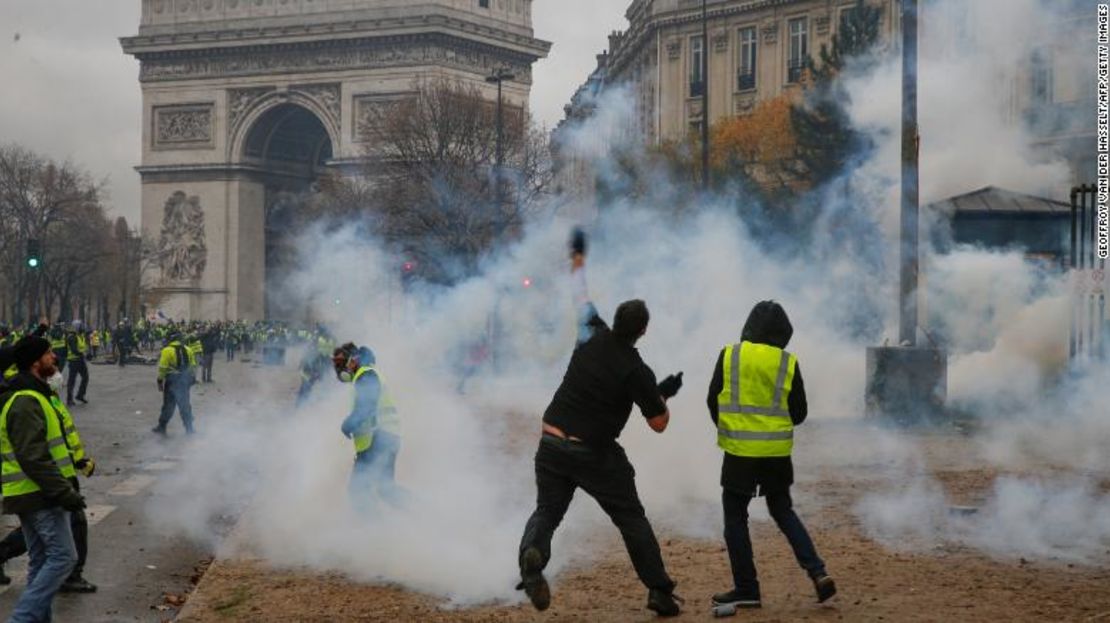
[740,301,793,349]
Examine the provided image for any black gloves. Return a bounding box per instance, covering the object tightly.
[75,458,96,477]
[569,227,587,257]
[58,490,86,513]
[658,372,684,400]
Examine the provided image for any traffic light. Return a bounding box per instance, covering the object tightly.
[521,277,533,288]
[25,239,41,269]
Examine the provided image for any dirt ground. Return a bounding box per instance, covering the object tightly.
[178,433,1110,622]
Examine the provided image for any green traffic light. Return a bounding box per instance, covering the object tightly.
[27,258,39,268]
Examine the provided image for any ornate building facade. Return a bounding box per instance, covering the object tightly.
[122,0,549,321]
[559,0,1093,199]
[586,0,899,145]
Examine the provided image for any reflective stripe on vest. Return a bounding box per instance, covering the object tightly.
[350,365,399,453]
[717,342,796,458]
[49,396,84,462]
[0,390,76,497]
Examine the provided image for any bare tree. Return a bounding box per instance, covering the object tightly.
[0,143,125,325]
[362,79,553,281]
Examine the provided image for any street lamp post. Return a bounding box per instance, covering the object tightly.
[701,0,710,191]
[486,67,516,234]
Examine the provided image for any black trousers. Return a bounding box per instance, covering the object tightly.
[722,487,825,596]
[66,359,88,403]
[0,510,89,577]
[201,353,214,382]
[519,435,673,591]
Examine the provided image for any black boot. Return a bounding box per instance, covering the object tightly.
[517,546,550,611]
[151,425,167,435]
[647,588,683,617]
[0,564,10,586]
[59,574,97,593]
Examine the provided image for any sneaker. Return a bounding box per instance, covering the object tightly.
[646,588,683,617]
[813,575,837,603]
[712,588,761,609]
[518,547,550,611]
[151,426,167,435]
[59,575,97,593]
[77,397,88,404]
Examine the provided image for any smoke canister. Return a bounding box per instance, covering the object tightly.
[712,603,738,617]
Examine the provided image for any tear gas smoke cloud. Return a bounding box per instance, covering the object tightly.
[143,0,1107,604]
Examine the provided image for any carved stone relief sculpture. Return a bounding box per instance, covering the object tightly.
[158,191,208,283]
[154,104,214,148]
[227,87,275,131]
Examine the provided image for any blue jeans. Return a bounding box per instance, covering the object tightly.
[10,508,77,623]
[723,488,825,596]
[349,431,405,513]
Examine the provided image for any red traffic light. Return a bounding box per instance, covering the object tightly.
[402,261,416,273]
[522,277,533,288]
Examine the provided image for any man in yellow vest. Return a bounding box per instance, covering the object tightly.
[0,358,99,592]
[65,321,90,407]
[708,301,836,610]
[152,332,197,435]
[49,325,68,375]
[332,343,402,509]
[0,336,86,621]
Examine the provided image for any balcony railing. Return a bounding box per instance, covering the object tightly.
[689,79,705,97]
[787,60,806,83]
[737,71,756,91]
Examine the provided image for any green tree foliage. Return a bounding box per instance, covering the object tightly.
[791,0,884,188]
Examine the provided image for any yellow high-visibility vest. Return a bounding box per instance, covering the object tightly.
[67,334,87,361]
[49,396,85,463]
[350,365,399,453]
[0,390,76,498]
[717,341,797,458]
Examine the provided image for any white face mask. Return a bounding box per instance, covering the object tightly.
[47,372,64,393]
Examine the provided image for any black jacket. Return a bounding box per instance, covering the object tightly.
[543,303,666,447]
[0,373,81,515]
[707,302,807,496]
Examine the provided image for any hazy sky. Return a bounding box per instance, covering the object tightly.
[0,1,628,224]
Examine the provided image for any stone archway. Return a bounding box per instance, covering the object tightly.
[123,1,550,321]
[239,102,334,321]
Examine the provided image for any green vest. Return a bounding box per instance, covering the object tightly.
[67,334,87,361]
[717,341,797,458]
[351,365,399,453]
[0,390,76,498]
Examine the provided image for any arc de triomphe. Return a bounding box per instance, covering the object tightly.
[121,0,549,321]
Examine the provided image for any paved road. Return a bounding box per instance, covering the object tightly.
[0,354,288,622]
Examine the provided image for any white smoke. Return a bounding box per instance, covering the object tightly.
[143,0,1109,606]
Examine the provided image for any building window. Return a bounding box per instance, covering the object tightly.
[788,17,808,83]
[737,26,757,91]
[479,0,489,7]
[690,35,705,97]
[839,6,858,32]
[1030,48,1053,105]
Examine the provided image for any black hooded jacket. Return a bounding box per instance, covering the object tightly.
[706,301,807,495]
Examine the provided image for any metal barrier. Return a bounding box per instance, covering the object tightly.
[1070,184,1107,360]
